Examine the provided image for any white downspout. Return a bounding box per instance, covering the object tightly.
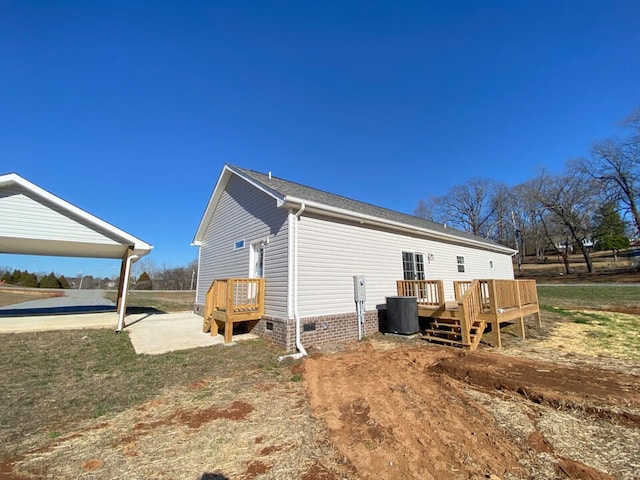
[278,203,307,361]
[116,254,139,332]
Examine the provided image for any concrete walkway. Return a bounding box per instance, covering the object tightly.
[125,311,257,355]
[0,290,257,354]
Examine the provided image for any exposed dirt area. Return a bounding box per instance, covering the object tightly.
[302,339,640,480]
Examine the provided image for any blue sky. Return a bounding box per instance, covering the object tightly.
[1,1,639,278]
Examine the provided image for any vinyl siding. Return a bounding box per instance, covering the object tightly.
[296,213,514,317]
[196,176,289,317]
[0,186,124,245]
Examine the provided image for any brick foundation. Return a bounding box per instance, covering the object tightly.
[194,304,387,352]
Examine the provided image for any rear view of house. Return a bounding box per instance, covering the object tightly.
[192,165,517,352]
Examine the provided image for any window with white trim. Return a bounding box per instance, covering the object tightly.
[402,252,425,280]
[457,256,465,273]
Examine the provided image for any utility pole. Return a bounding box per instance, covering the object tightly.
[511,211,522,275]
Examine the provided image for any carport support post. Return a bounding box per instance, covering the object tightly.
[116,249,138,332]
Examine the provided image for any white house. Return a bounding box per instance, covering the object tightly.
[192,165,516,352]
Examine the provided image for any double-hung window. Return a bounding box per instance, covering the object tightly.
[402,252,425,280]
[457,256,465,273]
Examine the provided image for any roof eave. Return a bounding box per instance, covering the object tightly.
[280,196,516,255]
[0,173,153,256]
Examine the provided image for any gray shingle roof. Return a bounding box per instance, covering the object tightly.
[232,165,512,252]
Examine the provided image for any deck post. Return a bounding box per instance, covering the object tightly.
[488,280,500,347]
[436,280,445,307]
[515,281,525,339]
[458,303,471,346]
[531,281,542,328]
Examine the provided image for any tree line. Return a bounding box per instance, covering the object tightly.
[1,269,72,289]
[414,106,640,275]
[1,259,199,291]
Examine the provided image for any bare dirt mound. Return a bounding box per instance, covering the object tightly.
[302,341,640,480]
[430,349,640,426]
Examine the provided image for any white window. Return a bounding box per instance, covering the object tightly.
[457,256,465,273]
[402,252,425,280]
[234,239,245,250]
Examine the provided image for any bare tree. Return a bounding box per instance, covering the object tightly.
[511,180,548,259]
[577,107,640,236]
[530,169,598,273]
[417,177,502,237]
[413,198,435,221]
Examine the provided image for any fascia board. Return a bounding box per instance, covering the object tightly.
[1,173,153,255]
[280,196,516,255]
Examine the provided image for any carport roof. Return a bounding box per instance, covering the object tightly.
[0,173,153,259]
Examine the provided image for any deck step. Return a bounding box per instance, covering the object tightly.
[422,334,471,347]
[428,324,483,333]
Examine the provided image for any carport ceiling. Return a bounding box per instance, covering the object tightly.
[0,173,152,259]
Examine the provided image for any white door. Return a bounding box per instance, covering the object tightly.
[250,243,264,278]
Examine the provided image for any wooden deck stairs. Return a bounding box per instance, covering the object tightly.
[397,279,540,350]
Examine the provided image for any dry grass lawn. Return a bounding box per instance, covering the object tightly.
[0,282,639,479]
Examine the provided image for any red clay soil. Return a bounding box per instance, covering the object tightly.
[302,342,640,480]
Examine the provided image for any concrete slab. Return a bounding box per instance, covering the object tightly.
[124,311,258,355]
[0,310,258,355]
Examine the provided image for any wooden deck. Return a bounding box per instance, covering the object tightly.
[202,278,265,343]
[396,279,540,350]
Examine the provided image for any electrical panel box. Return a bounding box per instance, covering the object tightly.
[353,275,366,302]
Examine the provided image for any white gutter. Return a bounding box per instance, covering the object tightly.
[278,203,307,361]
[116,254,139,332]
[279,196,516,255]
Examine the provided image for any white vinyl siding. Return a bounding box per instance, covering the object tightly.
[196,175,289,316]
[296,213,514,317]
[0,187,125,245]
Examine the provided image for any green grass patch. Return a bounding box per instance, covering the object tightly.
[541,305,640,359]
[0,329,286,459]
[537,284,640,310]
[538,285,640,359]
[540,305,613,325]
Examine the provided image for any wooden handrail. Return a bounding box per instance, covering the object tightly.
[396,280,444,307]
[456,280,483,347]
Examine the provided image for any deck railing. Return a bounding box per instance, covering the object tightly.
[206,278,264,315]
[203,278,265,343]
[396,280,445,307]
[398,278,540,350]
[454,280,491,310]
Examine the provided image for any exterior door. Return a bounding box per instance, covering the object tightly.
[250,243,264,278]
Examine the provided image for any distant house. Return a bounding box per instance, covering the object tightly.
[192,165,516,352]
